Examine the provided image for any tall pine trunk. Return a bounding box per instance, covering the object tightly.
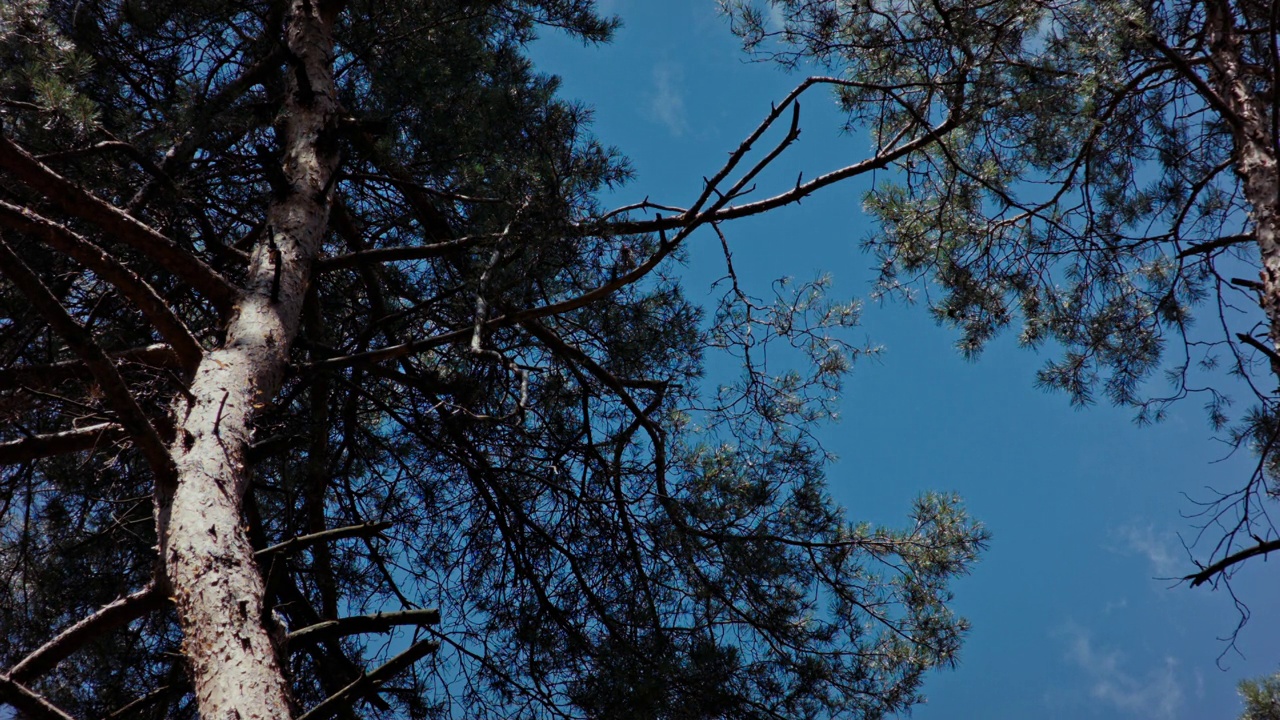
[1201,0,1280,364]
[156,2,340,716]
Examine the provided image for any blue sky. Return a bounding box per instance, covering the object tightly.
[532,2,1280,718]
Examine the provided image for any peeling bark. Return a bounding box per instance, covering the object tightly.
[155,2,340,718]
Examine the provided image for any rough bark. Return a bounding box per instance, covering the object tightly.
[155,2,340,718]
[1202,0,1280,360]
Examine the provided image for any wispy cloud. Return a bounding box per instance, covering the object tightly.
[1111,522,1183,577]
[1058,625,1185,720]
[647,62,689,136]
[764,2,786,31]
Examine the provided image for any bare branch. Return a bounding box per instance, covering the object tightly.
[7,582,166,683]
[287,608,440,647]
[256,521,393,558]
[1236,332,1280,369]
[0,344,180,392]
[0,200,203,368]
[0,674,76,720]
[1176,233,1254,258]
[315,234,495,271]
[606,109,958,236]
[295,637,440,720]
[1186,537,1280,587]
[0,423,122,465]
[0,135,239,313]
[0,236,176,484]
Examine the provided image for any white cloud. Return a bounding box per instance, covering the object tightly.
[765,2,786,32]
[1111,522,1183,578]
[647,62,689,136]
[1102,597,1129,614]
[1059,626,1185,720]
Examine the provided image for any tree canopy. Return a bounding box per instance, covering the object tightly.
[725,0,1280,611]
[0,1,986,719]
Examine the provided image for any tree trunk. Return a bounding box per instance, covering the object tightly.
[1202,0,1280,362]
[155,2,340,717]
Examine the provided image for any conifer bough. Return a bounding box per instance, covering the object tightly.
[0,1,985,718]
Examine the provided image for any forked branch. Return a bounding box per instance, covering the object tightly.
[1185,537,1280,587]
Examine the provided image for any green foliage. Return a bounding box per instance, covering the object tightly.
[1240,672,1280,720]
[0,1,985,718]
[724,0,1280,601]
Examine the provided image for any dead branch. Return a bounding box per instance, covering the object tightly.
[1186,537,1280,587]
[316,233,496,271]
[0,344,180,392]
[287,608,441,647]
[0,423,122,464]
[256,521,393,558]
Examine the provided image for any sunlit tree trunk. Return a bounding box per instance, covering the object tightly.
[155,1,341,717]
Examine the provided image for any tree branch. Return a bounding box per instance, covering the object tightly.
[7,582,166,683]
[0,199,203,368]
[1176,232,1254,258]
[296,637,439,720]
[0,236,176,484]
[1236,332,1280,369]
[287,608,440,647]
[1185,538,1280,587]
[0,674,76,720]
[603,108,957,236]
[1139,26,1249,133]
[0,422,122,465]
[315,233,495,271]
[256,521,393,558]
[0,135,239,314]
[0,344,180,392]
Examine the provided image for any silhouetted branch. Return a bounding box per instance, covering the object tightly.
[0,199,202,368]
[8,582,166,683]
[0,344,180,392]
[1176,233,1254,258]
[600,76,960,235]
[0,135,239,313]
[0,422,122,464]
[296,637,440,720]
[1186,538,1280,587]
[287,609,441,647]
[0,674,76,720]
[316,235,495,271]
[0,237,176,483]
[1236,332,1280,369]
[256,521,393,558]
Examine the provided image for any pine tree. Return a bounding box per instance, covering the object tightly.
[1240,673,1280,720]
[0,1,985,718]
[725,0,1280,596]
